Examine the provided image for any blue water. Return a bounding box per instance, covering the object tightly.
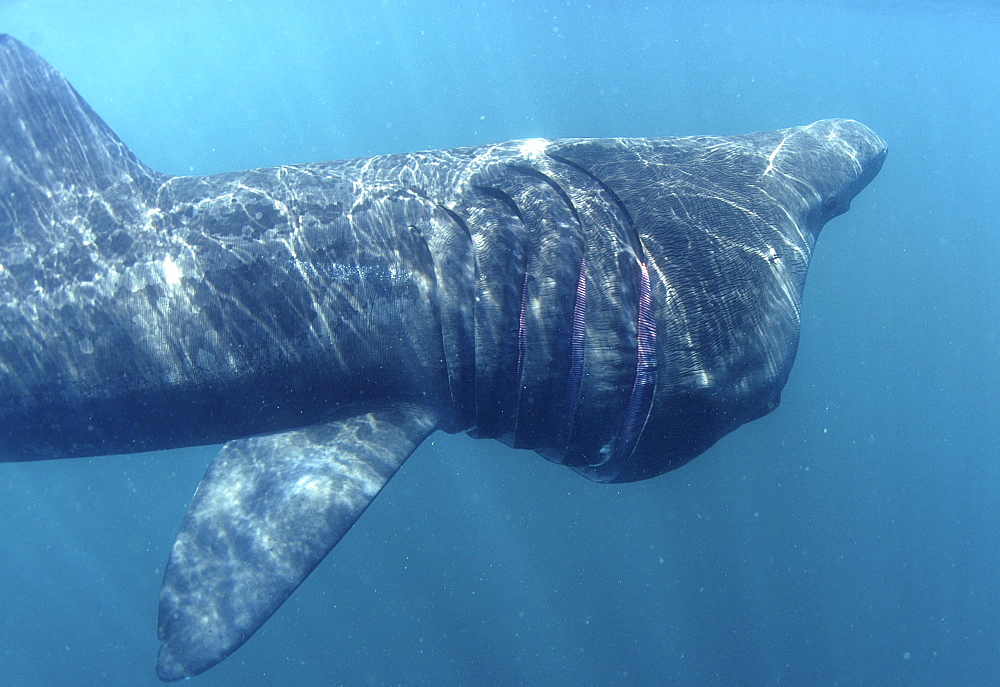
[1,1,997,685]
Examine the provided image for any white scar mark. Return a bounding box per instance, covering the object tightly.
[518,138,548,157]
[763,136,789,176]
[162,254,182,286]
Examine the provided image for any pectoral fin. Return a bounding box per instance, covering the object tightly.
[156,404,439,681]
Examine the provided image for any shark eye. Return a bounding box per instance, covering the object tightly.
[823,196,846,218]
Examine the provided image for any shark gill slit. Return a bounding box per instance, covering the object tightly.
[560,255,587,442]
[624,260,659,461]
[545,152,637,235]
[597,259,657,471]
[510,164,583,228]
[512,166,586,448]
[436,204,476,421]
[515,269,529,395]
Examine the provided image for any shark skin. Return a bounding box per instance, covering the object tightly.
[0,34,886,680]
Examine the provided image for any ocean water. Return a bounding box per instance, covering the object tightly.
[0,1,996,685]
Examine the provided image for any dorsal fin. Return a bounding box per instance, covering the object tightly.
[0,35,161,234]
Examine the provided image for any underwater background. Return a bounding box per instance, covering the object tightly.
[0,1,996,685]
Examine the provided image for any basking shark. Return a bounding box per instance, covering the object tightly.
[0,34,886,680]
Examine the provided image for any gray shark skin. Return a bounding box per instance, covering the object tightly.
[0,34,885,681]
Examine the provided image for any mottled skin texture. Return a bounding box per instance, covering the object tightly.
[0,35,885,680]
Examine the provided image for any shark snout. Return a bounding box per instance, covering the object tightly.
[796,119,887,225]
